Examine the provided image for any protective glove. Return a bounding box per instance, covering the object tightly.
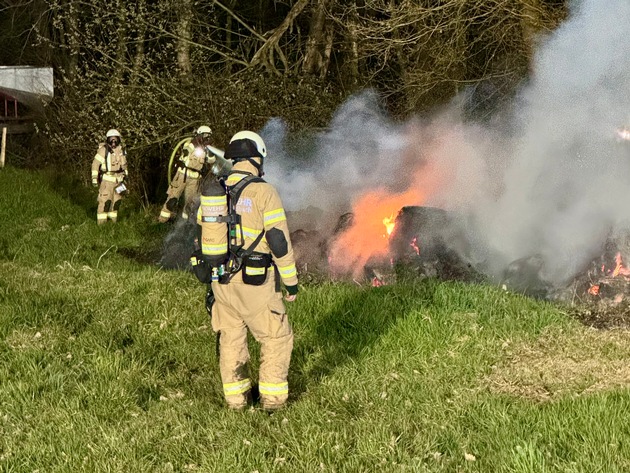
[284,284,298,302]
[92,179,98,187]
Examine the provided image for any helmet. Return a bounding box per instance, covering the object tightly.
[226,131,267,158]
[195,125,212,136]
[106,129,122,147]
[192,125,212,147]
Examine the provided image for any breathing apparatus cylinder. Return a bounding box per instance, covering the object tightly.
[199,179,230,271]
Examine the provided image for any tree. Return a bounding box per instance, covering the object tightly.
[0,0,568,202]
[176,0,193,79]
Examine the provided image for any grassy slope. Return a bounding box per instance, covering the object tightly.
[1,166,629,472]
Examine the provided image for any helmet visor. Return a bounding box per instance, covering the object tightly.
[107,137,121,147]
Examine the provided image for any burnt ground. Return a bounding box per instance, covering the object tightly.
[566,302,630,330]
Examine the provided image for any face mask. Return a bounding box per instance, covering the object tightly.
[108,138,120,147]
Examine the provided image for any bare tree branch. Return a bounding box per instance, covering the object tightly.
[250,0,310,75]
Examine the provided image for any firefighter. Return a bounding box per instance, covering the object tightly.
[197,130,298,411]
[159,125,215,223]
[91,129,128,225]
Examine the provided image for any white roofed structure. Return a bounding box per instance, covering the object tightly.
[0,66,54,134]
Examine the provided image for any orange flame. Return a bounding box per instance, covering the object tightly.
[383,215,396,236]
[327,122,460,278]
[371,276,384,287]
[328,186,425,277]
[611,252,630,277]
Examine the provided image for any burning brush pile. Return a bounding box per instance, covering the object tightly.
[555,236,630,328]
[289,203,630,329]
[289,203,484,287]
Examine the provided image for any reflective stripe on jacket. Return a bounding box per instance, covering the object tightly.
[91,144,128,179]
[200,161,298,287]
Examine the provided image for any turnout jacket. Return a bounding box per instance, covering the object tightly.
[198,160,298,289]
[177,140,213,179]
[91,144,128,183]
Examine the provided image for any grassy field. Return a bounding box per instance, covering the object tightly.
[1,166,629,472]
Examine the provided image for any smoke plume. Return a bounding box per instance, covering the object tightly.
[261,0,630,286]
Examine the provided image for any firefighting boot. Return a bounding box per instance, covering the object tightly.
[260,390,288,412]
[158,211,171,223]
[260,400,286,412]
[159,198,178,223]
[226,390,252,411]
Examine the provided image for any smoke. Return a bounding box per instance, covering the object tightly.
[159,217,198,270]
[481,0,630,284]
[262,94,411,230]
[260,0,630,286]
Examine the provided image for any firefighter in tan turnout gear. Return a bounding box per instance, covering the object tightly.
[194,130,298,411]
[91,129,128,225]
[159,125,215,223]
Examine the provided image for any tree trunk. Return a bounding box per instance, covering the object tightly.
[225,0,235,74]
[344,22,359,88]
[131,0,147,84]
[302,0,330,76]
[250,0,310,75]
[65,0,80,80]
[31,0,52,66]
[114,0,128,84]
[176,0,193,79]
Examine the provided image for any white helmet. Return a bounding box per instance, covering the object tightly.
[196,125,212,136]
[228,130,267,158]
[106,129,121,138]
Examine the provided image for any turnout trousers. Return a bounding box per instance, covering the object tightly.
[159,171,200,222]
[211,272,293,410]
[97,176,123,224]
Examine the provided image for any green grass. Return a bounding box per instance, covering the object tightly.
[1,165,630,472]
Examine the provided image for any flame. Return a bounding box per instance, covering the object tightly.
[328,186,425,277]
[383,215,396,236]
[371,276,384,287]
[327,122,459,279]
[611,252,630,277]
[588,284,600,296]
[410,236,420,255]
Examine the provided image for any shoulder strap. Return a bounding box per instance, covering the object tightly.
[222,173,267,279]
[227,173,265,204]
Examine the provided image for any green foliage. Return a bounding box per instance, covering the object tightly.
[2,166,630,472]
[43,70,342,202]
[1,0,569,200]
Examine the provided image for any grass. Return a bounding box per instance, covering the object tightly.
[1,165,630,472]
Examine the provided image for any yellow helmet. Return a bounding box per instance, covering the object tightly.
[106,129,121,138]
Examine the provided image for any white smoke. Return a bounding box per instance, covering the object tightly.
[262,93,411,230]
[261,0,630,286]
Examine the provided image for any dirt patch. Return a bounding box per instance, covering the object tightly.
[565,301,630,329]
[486,327,630,401]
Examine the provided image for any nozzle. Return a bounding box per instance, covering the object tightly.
[205,145,225,159]
[211,155,233,176]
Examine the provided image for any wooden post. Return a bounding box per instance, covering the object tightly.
[0,127,6,168]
